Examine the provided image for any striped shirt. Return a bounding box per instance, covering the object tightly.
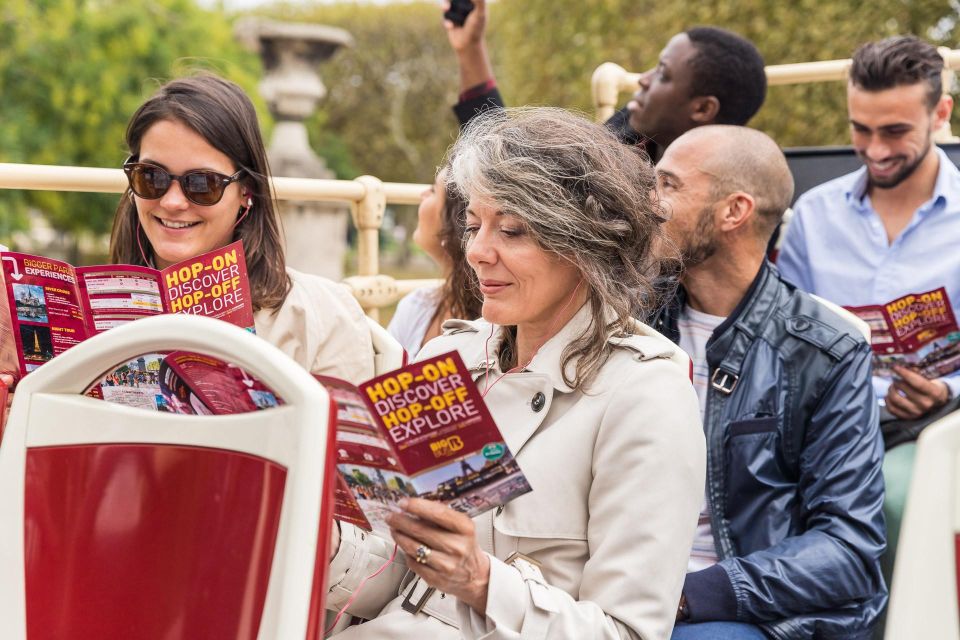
[678,305,726,573]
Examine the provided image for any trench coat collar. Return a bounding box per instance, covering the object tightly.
[449,303,612,395]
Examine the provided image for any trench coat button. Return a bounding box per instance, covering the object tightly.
[531,391,546,412]
[794,318,811,331]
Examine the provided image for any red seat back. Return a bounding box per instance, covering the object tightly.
[24,444,286,640]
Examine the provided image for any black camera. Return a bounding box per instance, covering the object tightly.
[444,0,475,27]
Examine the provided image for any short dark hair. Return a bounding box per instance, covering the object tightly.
[850,36,943,109]
[685,26,767,126]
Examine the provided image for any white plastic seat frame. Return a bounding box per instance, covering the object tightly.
[0,313,333,640]
[885,410,960,639]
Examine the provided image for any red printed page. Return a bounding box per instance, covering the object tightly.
[316,375,411,534]
[1,253,90,377]
[159,241,254,331]
[847,287,960,378]
[358,351,532,519]
[0,377,8,442]
[332,473,372,531]
[161,351,281,415]
[75,265,165,334]
[0,261,19,381]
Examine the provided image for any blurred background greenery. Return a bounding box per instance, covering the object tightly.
[1,0,958,270]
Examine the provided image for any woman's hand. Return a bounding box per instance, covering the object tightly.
[387,498,490,614]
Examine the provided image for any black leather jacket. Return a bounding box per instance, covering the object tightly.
[653,261,887,639]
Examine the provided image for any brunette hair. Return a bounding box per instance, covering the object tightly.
[436,169,482,322]
[850,36,943,109]
[448,107,670,390]
[109,74,290,311]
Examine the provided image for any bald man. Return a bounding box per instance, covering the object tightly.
[651,126,887,639]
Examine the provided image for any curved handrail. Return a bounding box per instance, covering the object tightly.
[591,47,960,141]
[0,162,439,318]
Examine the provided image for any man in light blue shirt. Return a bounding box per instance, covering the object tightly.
[778,35,960,594]
[779,145,960,405]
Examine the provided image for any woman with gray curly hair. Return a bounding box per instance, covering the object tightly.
[326,107,705,640]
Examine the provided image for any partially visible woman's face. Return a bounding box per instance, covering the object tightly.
[464,196,582,331]
[413,169,447,265]
[134,119,244,269]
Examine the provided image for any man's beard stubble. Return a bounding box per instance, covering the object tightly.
[864,138,931,190]
[679,204,719,268]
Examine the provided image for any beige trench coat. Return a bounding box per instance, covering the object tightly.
[327,306,705,639]
[254,267,375,384]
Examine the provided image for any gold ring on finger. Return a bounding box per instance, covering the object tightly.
[415,544,432,565]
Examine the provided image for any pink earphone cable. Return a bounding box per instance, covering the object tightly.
[324,542,399,634]
[135,219,150,266]
[481,279,584,398]
[233,195,253,229]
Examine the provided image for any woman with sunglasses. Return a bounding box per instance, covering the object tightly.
[110,74,374,383]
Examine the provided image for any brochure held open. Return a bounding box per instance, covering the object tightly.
[0,240,253,379]
[82,347,531,535]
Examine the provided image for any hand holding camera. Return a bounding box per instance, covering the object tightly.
[443,0,486,53]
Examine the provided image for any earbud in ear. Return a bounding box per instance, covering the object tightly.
[246,197,253,207]
[243,192,253,207]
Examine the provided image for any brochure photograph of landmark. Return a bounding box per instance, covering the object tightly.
[18,324,53,371]
[87,354,167,412]
[13,284,48,323]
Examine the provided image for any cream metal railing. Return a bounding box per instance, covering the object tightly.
[0,162,438,323]
[9,49,960,322]
[592,46,960,141]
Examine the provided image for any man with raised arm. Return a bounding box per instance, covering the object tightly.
[444,0,767,160]
[654,125,886,639]
[777,36,960,583]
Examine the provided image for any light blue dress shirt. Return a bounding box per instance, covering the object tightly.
[778,147,960,401]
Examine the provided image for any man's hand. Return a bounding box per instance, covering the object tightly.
[886,365,951,420]
[443,0,487,54]
[387,497,491,614]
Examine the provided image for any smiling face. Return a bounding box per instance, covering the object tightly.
[464,197,583,334]
[848,82,946,189]
[134,119,245,269]
[626,33,699,145]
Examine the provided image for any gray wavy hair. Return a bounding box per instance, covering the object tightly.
[447,107,672,389]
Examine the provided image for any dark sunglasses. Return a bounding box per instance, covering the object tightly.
[123,159,245,206]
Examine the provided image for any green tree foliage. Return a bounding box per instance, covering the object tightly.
[3,0,959,245]
[489,0,959,147]
[0,0,262,237]
[261,1,463,184]
[257,0,957,188]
